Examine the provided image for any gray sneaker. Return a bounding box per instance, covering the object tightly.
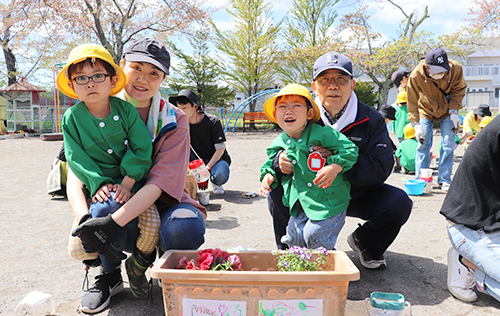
[347,228,387,270]
[79,268,123,314]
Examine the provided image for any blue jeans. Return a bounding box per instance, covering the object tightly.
[448,224,500,302]
[415,116,455,184]
[209,159,230,186]
[89,192,139,274]
[282,207,346,250]
[157,203,206,252]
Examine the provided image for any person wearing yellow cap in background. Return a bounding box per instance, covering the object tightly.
[58,44,161,312]
[259,83,358,250]
[395,124,418,174]
[394,90,410,144]
[465,115,495,146]
[463,104,492,147]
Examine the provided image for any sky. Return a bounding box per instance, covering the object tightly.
[207,0,474,42]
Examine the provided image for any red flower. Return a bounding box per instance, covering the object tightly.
[213,248,229,263]
[176,255,189,269]
[197,252,214,270]
[197,249,214,257]
[186,260,198,270]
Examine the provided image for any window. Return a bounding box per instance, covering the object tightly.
[478,63,497,76]
[495,88,499,98]
[465,66,473,76]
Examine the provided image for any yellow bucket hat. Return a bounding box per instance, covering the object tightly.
[56,44,127,99]
[263,84,321,124]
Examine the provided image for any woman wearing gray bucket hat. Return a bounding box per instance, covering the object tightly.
[67,38,206,314]
[171,89,231,195]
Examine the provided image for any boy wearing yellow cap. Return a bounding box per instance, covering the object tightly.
[395,124,418,173]
[58,44,160,302]
[394,90,410,143]
[259,84,358,249]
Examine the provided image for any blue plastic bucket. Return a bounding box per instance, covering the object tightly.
[403,179,425,195]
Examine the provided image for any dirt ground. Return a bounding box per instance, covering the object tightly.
[1,130,500,316]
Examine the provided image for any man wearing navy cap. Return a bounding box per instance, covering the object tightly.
[407,48,467,191]
[268,51,413,270]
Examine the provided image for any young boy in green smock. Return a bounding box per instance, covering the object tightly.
[259,84,358,250]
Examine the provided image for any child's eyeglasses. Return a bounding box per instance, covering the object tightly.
[316,75,351,86]
[275,103,306,113]
[72,73,110,85]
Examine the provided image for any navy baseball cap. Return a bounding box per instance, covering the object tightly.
[313,52,353,80]
[391,70,410,88]
[425,48,450,74]
[123,38,170,75]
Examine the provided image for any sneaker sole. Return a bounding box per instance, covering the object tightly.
[79,282,124,314]
[447,248,477,302]
[347,233,386,270]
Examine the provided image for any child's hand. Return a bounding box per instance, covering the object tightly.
[314,164,342,189]
[259,174,274,196]
[112,184,132,204]
[92,184,114,203]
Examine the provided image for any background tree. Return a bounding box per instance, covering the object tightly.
[168,31,234,108]
[211,0,281,112]
[0,0,57,85]
[464,0,500,37]
[354,80,377,108]
[45,0,214,64]
[276,0,340,85]
[341,3,431,107]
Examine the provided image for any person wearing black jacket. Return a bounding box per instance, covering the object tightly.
[440,115,500,303]
[268,52,412,269]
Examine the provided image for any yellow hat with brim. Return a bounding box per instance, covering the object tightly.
[56,44,127,99]
[396,90,407,104]
[403,123,415,139]
[263,84,321,124]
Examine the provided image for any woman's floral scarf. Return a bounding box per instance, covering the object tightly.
[118,90,177,143]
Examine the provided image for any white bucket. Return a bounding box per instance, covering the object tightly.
[420,168,432,178]
[197,191,210,205]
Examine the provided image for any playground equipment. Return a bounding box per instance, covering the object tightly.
[224,89,280,133]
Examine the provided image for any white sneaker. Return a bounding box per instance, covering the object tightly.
[441,182,451,191]
[447,248,477,302]
[212,184,224,195]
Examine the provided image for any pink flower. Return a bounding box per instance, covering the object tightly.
[227,254,241,270]
[186,260,198,270]
[177,255,189,269]
[197,252,214,270]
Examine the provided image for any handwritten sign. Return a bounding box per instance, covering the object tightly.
[258,299,323,316]
[183,298,246,316]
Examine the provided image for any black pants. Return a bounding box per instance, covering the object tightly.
[268,183,412,259]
